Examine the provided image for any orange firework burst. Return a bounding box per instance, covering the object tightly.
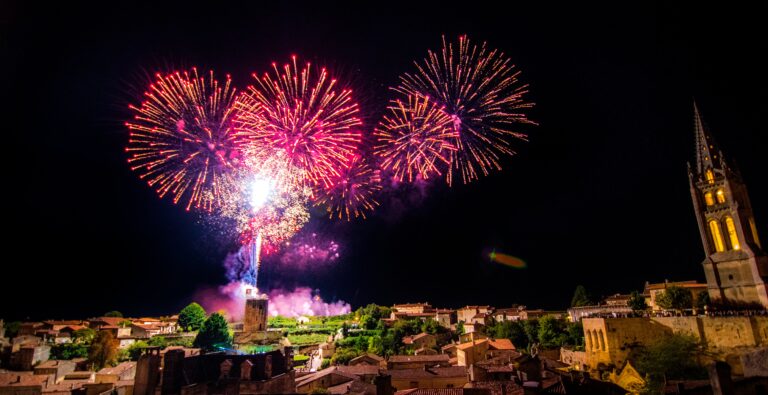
[314,155,381,220]
[125,68,240,211]
[374,94,458,182]
[395,35,536,185]
[234,56,362,189]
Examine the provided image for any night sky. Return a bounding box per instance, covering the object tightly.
[3,2,767,320]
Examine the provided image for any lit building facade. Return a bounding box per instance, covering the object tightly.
[688,103,768,308]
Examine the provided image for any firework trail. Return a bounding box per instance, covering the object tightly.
[126,68,240,211]
[374,94,457,182]
[394,35,535,185]
[234,56,363,189]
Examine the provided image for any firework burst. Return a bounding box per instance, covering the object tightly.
[394,35,535,185]
[125,68,240,211]
[374,94,457,182]
[314,155,381,220]
[234,56,363,189]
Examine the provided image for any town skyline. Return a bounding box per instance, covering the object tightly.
[4,2,768,320]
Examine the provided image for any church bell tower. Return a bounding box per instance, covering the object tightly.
[688,102,768,308]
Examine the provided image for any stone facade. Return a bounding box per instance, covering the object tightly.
[582,316,768,375]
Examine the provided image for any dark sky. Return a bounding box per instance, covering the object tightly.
[3,2,767,320]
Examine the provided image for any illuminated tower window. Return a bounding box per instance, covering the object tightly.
[705,169,715,184]
[716,189,726,204]
[749,217,762,248]
[725,217,740,250]
[709,220,725,252]
[704,192,714,206]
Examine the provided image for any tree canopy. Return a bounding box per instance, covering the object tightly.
[194,312,232,351]
[570,285,592,307]
[178,302,207,331]
[104,311,123,318]
[628,290,648,313]
[656,286,693,311]
[88,331,118,370]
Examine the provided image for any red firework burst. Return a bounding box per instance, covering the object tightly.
[125,68,240,211]
[374,94,458,182]
[234,56,362,189]
[394,35,536,185]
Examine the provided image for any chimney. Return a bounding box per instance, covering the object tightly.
[374,373,394,395]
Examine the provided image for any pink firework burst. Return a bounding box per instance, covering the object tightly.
[314,155,381,220]
[125,68,240,212]
[234,56,363,189]
[374,94,458,182]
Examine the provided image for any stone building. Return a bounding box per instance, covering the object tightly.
[233,289,281,346]
[688,103,768,308]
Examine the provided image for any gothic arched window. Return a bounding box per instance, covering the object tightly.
[725,217,740,250]
[709,220,726,252]
[749,217,762,249]
[705,169,715,184]
[704,192,714,206]
[598,330,606,351]
[716,189,726,204]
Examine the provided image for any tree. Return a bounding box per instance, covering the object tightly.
[194,312,232,351]
[634,334,706,392]
[538,316,568,349]
[570,285,592,307]
[487,321,528,349]
[4,321,21,338]
[178,302,207,332]
[104,311,123,318]
[126,341,149,361]
[656,286,693,311]
[73,328,97,344]
[696,291,710,310]
[628,291,648,313]
[522,319,540,347]
[456,321,465,336]
[88,331,118,370]
[51,343,88,360]
[367,336,384,355]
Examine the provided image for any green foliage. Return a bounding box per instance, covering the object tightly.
[88,331,118,370]
[356,304,391,330]
[51,343,88,360]
[309,388,330,395]
[571,285,592,307]
[696,291,710,310]
[522,320,540,347]
[456,321,465,335]
[178,303,207,332]
[145,335,193,348]
[538,316,569,348]
[331,348,360,365]
[486,321,529,349]
[367,336,384,355]
[104,311,123,318]
[293,354,310,363]
[656,286,693,311]
[194,312,232,351]
[287,333,329,346]
[321,358,331,369]
[73,328,97,344]
[628,291,648,312]
[4,321,21,338]
[126,341,149,361]
[268,315,298,329]
[635,334,707,392]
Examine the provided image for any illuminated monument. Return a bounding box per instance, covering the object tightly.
[688,103,768,308]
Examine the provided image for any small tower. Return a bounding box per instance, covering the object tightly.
[688,102,768,308]
[243,288,268,333]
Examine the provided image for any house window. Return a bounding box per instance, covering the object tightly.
[725,217,740,250]
[716,189,726,204]
[706,169,715,184]
[709,220,726,252]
